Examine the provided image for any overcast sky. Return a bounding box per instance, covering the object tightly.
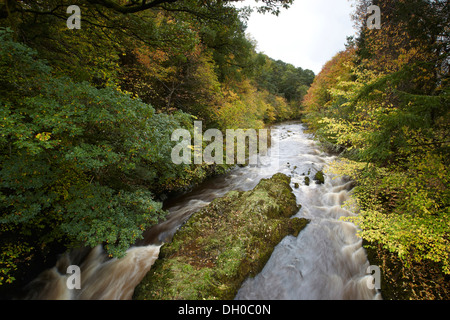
[234,0,357,75]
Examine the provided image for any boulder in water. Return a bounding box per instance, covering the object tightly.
[133,173,309,300]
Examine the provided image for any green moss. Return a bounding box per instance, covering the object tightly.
[133,173,309,300]
[314,170,325,184]
[304,176,310,186]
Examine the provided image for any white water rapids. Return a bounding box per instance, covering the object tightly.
[20,121,381,300]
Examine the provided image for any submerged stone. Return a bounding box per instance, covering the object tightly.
[133,173,309,300]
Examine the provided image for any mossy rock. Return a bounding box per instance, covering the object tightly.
[304,176,310,186]
[133,173,309,300]
[314,170,325,184]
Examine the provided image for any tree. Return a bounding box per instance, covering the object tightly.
[0,29,199,287]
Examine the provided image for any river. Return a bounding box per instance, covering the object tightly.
[20,121,381,300]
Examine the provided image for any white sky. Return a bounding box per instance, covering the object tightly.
[234,0,357,75]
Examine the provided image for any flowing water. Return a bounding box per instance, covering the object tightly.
[20,121,381,300]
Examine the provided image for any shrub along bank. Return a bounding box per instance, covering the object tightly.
[133,173,309,300]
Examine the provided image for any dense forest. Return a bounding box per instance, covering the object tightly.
[303,0,449,298]
[0,0,314,291]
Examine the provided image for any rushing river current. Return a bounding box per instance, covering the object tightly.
[21,121,381,300]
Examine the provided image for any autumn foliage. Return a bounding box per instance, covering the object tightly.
[303,0,449,298]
